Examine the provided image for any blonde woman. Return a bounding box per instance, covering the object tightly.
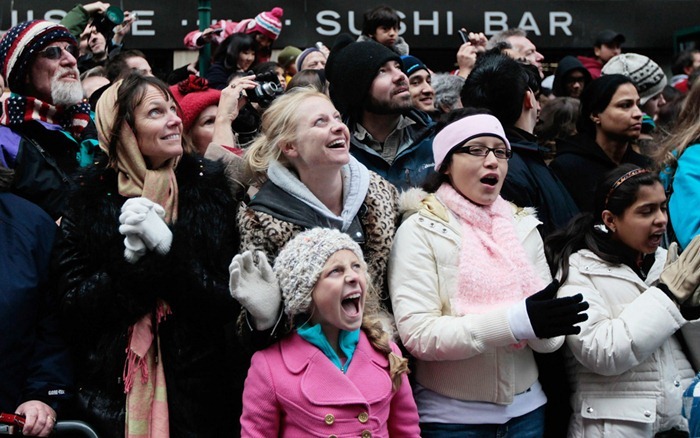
[232,87,398,334]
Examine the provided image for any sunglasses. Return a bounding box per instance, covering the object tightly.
[38,44,79,60]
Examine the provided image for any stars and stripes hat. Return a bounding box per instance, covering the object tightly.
[0,20,76,95]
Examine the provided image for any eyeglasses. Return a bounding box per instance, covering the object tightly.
[455,145,512,160]
[38,44,79,60]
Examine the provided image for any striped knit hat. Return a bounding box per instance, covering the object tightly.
[0,20,76,95]
[246,7,284,41]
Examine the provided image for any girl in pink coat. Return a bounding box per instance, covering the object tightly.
[239,228,420,437]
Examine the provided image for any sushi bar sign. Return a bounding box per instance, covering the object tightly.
[3,1,696,49]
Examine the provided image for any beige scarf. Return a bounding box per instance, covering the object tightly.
[96,80,180,437]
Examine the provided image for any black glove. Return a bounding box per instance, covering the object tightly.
[525,280,589,338]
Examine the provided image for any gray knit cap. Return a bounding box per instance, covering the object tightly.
[601,53,667,106]
[273,228,365,319]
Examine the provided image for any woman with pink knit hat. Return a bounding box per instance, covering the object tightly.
[183,7,284,63]
[388,108,589,436]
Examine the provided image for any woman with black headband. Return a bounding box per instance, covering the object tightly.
[546,164,700,437]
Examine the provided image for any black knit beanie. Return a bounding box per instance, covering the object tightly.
[325,33,402,117]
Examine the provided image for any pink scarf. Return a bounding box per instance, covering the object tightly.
[436,183,544,316]
[123,300,171,437]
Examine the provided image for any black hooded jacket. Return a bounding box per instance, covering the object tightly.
[552,56,592,97]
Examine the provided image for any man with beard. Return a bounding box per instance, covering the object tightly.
[325,34,436,189]
[0,20,98,219]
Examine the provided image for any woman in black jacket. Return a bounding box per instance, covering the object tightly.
[550,74,651,212]
[55,73,248,437]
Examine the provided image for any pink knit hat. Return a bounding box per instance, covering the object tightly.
[246,7,284,41]
[169,75,221,133]
[432,114,510,171]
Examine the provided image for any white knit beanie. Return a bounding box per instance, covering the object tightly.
[601,53,667,106]
[273,228,365,319]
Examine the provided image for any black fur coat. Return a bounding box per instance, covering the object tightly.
[54,153,248,437]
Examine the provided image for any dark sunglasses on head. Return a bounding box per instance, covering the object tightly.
[455,144,512,160]
[38,44,79,60]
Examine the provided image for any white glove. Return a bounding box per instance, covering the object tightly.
[119,197,152,262]
[123,234,147,263]
[119,197,173,255]
[229,251,281,331]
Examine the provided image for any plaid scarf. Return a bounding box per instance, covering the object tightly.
[123,300,171,437]
[0,93,91,141]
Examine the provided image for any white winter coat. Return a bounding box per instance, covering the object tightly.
[558,248,696,437]
[388,193,562,405]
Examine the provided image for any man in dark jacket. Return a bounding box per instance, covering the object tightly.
[0,165,73,436]
[461,51,579,238]
[0,20,99,220]
[325,34,436,190]
[552,55,591,99]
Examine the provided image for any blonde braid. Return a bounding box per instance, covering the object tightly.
[361,280,409,392]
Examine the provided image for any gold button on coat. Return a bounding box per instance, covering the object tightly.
[324,414,335,425]
[358,412,369,423]
[361,430,372,438]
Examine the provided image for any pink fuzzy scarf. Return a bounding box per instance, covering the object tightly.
[436,183,544,315]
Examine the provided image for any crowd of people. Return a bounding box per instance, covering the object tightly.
[2,2,700,437]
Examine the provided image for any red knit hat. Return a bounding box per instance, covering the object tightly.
[246,7,284,40]
[169,75,220,133]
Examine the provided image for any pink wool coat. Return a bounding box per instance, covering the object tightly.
[240,331,420,437]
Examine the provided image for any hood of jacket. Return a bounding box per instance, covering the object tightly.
[553,56,591,97]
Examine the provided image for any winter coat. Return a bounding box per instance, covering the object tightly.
[502,127,579,237]
[550,133,651,212]
[0,192,72,415]
[238,170,398,296]
[667,143,700,250]
[240,331,420,437]
[349,109,436,190]
[558,248,695,437]
[388,192,561,405]
[55,154,248,438]
[552,56,592,97]
[0,121,95,220]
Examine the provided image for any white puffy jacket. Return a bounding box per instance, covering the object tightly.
[558,248,696,437]
[389,193,561,405]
